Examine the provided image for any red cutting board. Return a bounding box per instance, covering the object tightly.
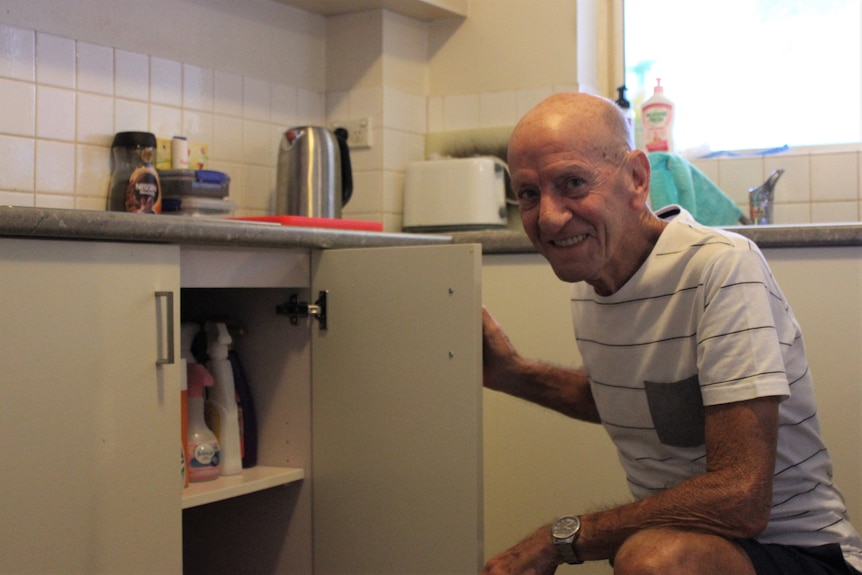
[232,216,383,231]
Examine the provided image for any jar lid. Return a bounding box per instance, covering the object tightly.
[112,131,156,149]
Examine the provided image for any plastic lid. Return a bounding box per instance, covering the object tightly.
[187,363,215,397]
[112,131,157,149]
[615,85,630,109]
[654,78,664,94]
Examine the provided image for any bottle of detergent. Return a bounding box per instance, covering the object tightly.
[183,323,222,482]
[615,85,635,148]
[641,78,675,152]
[205,322,243,476]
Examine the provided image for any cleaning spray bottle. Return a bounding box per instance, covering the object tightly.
[183,323,221,482]
[641,78,675,152]
[205,322,243,476]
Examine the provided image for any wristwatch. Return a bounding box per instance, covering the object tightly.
[551,515,583,564]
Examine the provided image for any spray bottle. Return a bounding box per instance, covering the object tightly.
[205,322,243,476]
[183,323,221,482]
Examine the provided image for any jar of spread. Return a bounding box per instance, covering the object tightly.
[108,131,162,213]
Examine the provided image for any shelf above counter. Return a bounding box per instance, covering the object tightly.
[272,0,467,20]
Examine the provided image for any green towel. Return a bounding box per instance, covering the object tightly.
[648,152,743,226]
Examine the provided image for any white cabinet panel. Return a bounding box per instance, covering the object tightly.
[312,243,484,574]
[0,238,181,574]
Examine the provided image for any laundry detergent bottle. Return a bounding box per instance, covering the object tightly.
[183,323,221,482]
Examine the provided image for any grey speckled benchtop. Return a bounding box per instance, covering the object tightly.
[2,206,862,253]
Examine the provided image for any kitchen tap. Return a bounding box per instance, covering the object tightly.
[749,168,784,225]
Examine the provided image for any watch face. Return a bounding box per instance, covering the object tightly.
[552,516,580,539]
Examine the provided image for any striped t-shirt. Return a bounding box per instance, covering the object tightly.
[570,206,862,569]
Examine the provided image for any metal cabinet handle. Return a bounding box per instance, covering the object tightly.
[155,291,175,365]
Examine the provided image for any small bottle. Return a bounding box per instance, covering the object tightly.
[171,136,189,170]
[108,131,163,214]
[615,85,635,148]
[641,79,675,152]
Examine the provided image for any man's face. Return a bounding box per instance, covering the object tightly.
[509,118,645,295]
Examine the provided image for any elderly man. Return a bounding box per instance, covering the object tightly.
[481,92,862,575]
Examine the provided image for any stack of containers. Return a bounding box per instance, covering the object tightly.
[158,169,234,217]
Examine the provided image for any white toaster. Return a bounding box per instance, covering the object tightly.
[403,156,509,232]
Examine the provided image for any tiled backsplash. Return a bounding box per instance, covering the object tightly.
[2,19,861,226]
[0,23,325,216]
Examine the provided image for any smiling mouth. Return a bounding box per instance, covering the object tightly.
[552,234,588,247]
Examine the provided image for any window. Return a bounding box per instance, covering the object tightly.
[623,0,861,154]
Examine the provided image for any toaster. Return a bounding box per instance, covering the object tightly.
[403,156,508,232]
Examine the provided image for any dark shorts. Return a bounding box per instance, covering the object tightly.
[736,540,861,575]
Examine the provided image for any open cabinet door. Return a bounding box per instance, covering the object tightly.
[312,243,483,574]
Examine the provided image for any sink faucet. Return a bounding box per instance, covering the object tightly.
[749,168,784,225]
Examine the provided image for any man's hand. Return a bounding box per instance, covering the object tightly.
[481,524,561,575]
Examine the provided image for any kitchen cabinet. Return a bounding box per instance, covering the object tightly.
[273,0,468,20]
[1,235,483,574]
[0,238,182,574]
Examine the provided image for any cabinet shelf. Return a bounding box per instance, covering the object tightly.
[182,466,305,509]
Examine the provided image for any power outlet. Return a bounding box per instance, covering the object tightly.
[332,117,372,149]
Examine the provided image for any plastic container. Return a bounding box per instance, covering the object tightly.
[162,196,235,217]
[158,169,230,199]
[205,322,243,476]
[641,79,675,152]
[108,131,162,213]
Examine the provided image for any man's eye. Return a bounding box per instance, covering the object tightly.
[516,188,539,203]
[564,177,585,191]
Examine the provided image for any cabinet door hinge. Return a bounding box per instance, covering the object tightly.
[276,290,328,329]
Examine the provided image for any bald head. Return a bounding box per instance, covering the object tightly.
[508,92,633,169]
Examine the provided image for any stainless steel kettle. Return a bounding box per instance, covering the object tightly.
[276,126,353,218]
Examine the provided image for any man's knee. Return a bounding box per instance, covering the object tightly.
[612,528,754,575]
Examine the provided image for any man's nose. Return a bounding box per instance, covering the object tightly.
[537,193,571,230]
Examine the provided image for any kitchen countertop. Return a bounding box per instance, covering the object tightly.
[2,206,862,252]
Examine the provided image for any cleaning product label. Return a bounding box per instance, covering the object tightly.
[190,442,221,468]
[643,103,673,152]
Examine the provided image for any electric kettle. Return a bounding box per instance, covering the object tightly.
[276,126,353,218]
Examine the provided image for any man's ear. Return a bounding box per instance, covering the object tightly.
[628,149,652,206]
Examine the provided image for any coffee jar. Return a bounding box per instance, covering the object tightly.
[108,131,162,214]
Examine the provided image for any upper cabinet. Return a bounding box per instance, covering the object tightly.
[272,0,468,20]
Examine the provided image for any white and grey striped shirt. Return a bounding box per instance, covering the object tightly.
[570,206,862,569]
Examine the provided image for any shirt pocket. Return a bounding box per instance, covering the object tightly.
[644,375,705,448]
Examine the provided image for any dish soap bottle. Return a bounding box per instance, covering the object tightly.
[641,78,675,152]
[615,85,635,148]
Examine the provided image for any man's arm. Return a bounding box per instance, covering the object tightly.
[482,306,601,423]
[482,395,779,573]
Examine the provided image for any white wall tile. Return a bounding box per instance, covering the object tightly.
[242,119,271,166]
[75,143,109,201]
[240,164,273,212]
[76,41,113,95]
[0,134,34,190]
[271,83,297,127]
[37,86,75,141]
[0,78,35,136]
[427,96,443,133]
[182,110,214,148]
[479,91,518,128]
[183,64,213,112]
[0,190,34,206]
[811,201,859,223]
[765,154,809,204]
[296,88,325,125]
[76,92,113,146]
[516,87,552,118]
[214,70,243,118]
[0,24,35,82]
[443,93,479,131]
[36,193,75,209]
[114,99,149,134]
[36,33,75,89]
[150,56,182,107]
[149,104,182,140]
[717,157,764,206]
[811,152,858,201]
[773,203,811,225]
[35,139,74,194]
[115,49,149,101]
[243,76,270,122]
[349,87,384,123]
[382,88,423,133]
[212,114,243,162]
